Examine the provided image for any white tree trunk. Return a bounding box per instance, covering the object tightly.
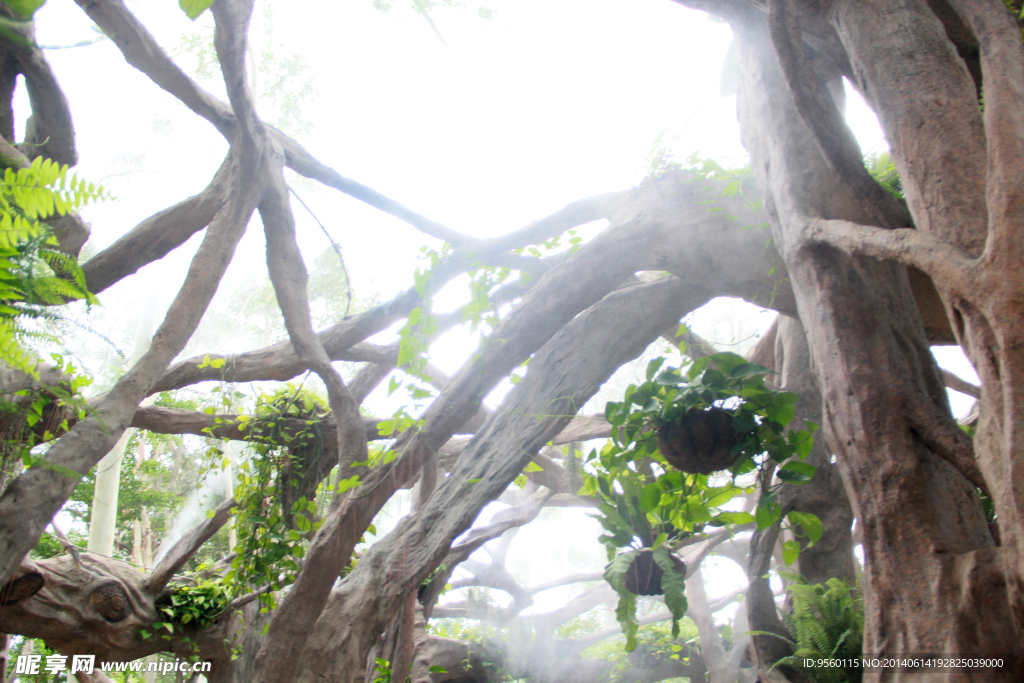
[87,302,160,557]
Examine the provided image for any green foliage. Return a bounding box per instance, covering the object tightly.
[217,384,329,606]
[865,152,902,200]
[141,580,231,642]
[580,620,701,682]
[599,352,818,529]
[643,130,683,181]
[0,0,44,18]
[0,156,106,377]
[604,551,642,650]
[179,0,214,21]
[602,545,688,651]
[758,576,865,683]
[586,352,823,651]
[681,151,752,188]
[3,353,91,499]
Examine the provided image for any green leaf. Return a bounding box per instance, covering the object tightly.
[615,590,639,651]
[603,550,638,593]
[711,510,755,526]
[729,362,772,378]
[2,0,45,18]
[755,500,781,530]
[788,511,823,544]
[707,351,746,374]
[792,430,815,458]
[782,539,800,565]
[684,356,711,380]
[704,487,739,508]
[638,482,663,513]
[429,666,447,674]
[772,403,796,427]
[652,546,688,638]
[778,461,816,483]
[646,356,666,380]
[523,461,544,473]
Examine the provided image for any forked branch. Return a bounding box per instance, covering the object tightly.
[766,0,909,229]
[806,217,975,295]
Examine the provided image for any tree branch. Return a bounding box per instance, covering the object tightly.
[11,37,77,165]
[74,0,480,247]
[806,217,975,295]
[904,395,988,496]
[0,150,261,585]
[129,404,383,443]
[149,300,417,393]
[766,0,910,230]
[82,159,231,294]
[942,368,981,399]
[146,497,235,594]
[947,0,1024,261]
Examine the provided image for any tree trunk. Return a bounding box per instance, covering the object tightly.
[725,4,1020,677]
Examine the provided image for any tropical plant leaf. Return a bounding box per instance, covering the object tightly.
[652,545,688,638]
[614,589,639,651]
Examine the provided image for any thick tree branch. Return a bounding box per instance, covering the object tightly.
[73,0,236,137]
[766,0,909,229]
[150,301,415,393]
[129,404,383,443]
[947,0,1024,262]
[74,0,479,247]
[250,163,371,677]
[806,217,975,295]
[82,159,231,294]
[10,38,77,165]
[0,151,261,585]
[942,368,981,399]
[904,396,988,495]
[830,0,989,252]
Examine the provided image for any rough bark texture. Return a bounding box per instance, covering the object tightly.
[288,276,712,683]
[4,0,1023,681]
[716,1,1023,678]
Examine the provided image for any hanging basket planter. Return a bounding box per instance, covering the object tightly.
[623,549,687,596]
[657,407,740,475]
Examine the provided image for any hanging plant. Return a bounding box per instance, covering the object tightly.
[582,463,696,652]
[605,544,688,651]
[657,407,739,475]
[606,351,817,477]
[582,351,826,651]
[622,547,687,596]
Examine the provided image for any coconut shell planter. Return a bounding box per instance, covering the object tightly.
[657,407,741,475]
[623,549,687,596]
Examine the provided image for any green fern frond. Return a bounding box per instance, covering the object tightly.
[0,155,106,373]
[0,317,39,377]
[0,157,108,222]
[776,577,864,683]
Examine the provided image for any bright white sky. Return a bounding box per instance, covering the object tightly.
[30,0,977,626]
